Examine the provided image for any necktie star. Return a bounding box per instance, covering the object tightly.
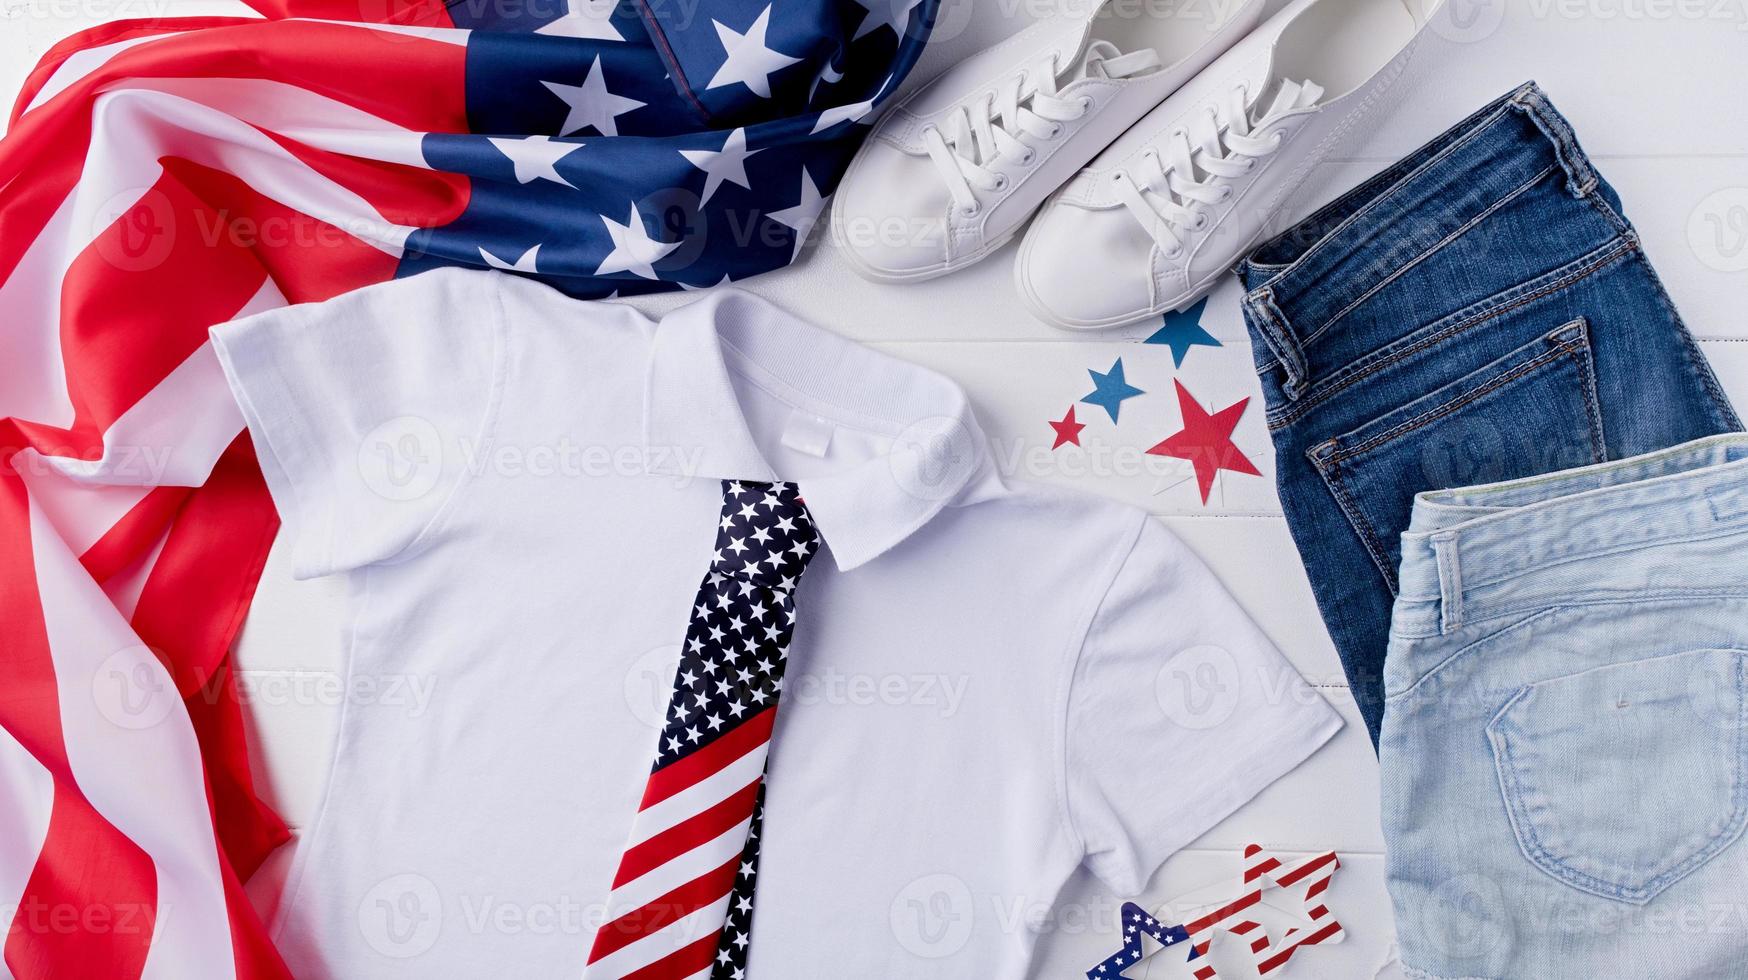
[543,55,645,137]
[1147,380,1261,503]
[707,5,802,99]
[1143,297,1222,368]
[679,127,760,205]
[767,168,827,261]
[488,135,583,188]
[1048,406,1085,449]
[595,205,678,279]
[1082,358,1145,423]
[478,243,541,273]
[534,0,623,40]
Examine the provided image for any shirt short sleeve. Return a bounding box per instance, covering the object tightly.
[1064,516,1343,896]
[209,268,504,579]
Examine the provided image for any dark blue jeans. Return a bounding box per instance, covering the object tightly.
[1238,82,1740,747]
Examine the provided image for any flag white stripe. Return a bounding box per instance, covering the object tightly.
[113,78,430,169]
[629,744,769,847]
[600,815,752,924]
[24,33,180,116]
[0,724,57,980]
[29,498,238,980]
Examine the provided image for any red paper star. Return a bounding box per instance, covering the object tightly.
[1147,381,1261,503]
[1048,406,1086,450]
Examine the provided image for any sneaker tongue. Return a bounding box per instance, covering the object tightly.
[1074,40,1160,82]
[1256,77,1325,121]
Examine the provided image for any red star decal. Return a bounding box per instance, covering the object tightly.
[1048,406,1086,450]
[1147,381,1261,503]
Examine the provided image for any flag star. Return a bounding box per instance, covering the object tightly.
[707,5,802,99]
[739,501,759,519]
[680,670,698,687]
[595,205,678,279]
[706,712,724,730]
[733,930,750,949]
[665,735,679,752]
[719,514,736,531]
[488,134,583,188]
[766,168,827,261]
[727,481,745,496]
[851,0,918,39]
[737,668,756,685]
[738,579,759,596]
[543,55,645,137]
[685,726,701,742]
[740,860,756,877]
[718,948,734,965]
[535,0,623,40]
[728,615,746,633]
[810,96,876,135]
[680,273,736,291]
[680,127,761,206]
[730,699,748,716]
[715,593,734,611]
[727,537,749,555]
[751,526,773,544]
[775,515,795,533]
[716,679,733,697]
[477,243,541,274]
[708,625,727,643]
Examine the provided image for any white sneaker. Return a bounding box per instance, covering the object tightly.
[1017,0,1442,330]
[832,0,1264,283]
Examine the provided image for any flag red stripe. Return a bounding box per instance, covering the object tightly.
[0,476,160,980]
[640,707,777,810]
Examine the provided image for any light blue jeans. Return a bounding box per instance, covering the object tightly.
[1380,434,1748,979]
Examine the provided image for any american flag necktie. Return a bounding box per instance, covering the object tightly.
[586,480,820,980]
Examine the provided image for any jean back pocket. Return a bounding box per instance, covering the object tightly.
[1309,320,1606,593]
[1487,649,1748,905]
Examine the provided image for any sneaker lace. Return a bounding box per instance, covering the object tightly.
[923,42,1152,216]
[1114,80,1321,257]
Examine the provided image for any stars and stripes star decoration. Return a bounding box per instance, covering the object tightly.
[1086,845,1345,980]
[0,0,931,976]
[585,481,820,980]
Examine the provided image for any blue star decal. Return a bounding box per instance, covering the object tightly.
[1082,358,1146,423]
[1144,297,1221,368]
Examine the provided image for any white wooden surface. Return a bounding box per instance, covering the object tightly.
[5,2,1748,976]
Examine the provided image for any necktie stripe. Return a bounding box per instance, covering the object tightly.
[628,747,769,848]
[614,780,762,889]
[590,854,741,961]
[585,481,819,980]
[601,817,755,927]
[640,705,777,810]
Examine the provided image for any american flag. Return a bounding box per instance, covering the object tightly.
[1087,845,1345,980]
[0,2,932,975]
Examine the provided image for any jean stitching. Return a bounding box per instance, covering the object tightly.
[1389,606,1562,702]
[1325,328,1589,464]
[1309,448,1401,595]
[1248,100,1517,296]
[1264,237,1634,431]
[1489,651,1748,904]
[1305,164,1560,346]
[1632,247,1745,430]
[1448,526,1748,601]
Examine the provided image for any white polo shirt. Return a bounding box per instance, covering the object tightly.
[211,268,1341,980]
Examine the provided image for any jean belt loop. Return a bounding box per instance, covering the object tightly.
[1432,530,1464,635]
[1512,83,1598,199]
[1245,288,1310,401]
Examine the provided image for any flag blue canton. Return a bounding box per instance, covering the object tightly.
[400,0,936,296]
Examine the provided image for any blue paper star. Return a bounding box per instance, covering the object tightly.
[1144,297,1222,368]
[1082,358,1146,423]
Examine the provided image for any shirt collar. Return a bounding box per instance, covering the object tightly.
[644,289,993,571]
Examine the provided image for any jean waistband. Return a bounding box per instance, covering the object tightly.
[1238,81,1605,400]
[1391,434,1748,637]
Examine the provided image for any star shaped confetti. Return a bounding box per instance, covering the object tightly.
[1081,358,1146,424]
[1143,297,1221,368]
[1049,406,1085,450]
[1147,381,1260,504]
